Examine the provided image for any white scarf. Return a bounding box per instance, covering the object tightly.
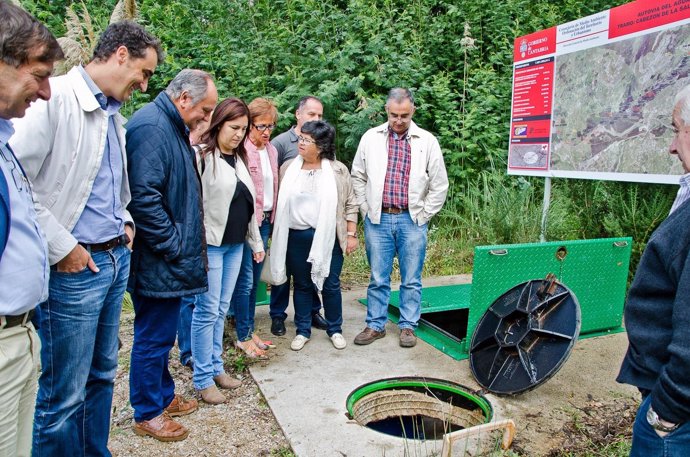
[270,156,337,290]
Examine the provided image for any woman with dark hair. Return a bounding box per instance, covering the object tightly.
[231,97,279,354]
[270,120,359,351]
[192,98,265,405]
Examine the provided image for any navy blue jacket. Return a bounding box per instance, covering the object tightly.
[617,198,690,424]
[125,92,208,298]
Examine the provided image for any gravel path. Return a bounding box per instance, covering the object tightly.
[107,313,291,457]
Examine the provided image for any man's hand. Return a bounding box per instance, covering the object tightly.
[125,224,135,250]
[253,251,265,263]
[56,244,99,273]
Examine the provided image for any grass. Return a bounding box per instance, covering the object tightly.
[270,447,296,457]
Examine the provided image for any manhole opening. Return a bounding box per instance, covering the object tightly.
[419,308,470,343]
[346,377,492,441]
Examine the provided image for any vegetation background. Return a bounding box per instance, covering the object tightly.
[22,0,678,277]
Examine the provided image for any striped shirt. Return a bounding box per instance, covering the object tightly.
[382,129,411,209]
[670,173,690,214]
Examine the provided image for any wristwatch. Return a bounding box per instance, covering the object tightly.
[647,405,680,433]
[347,231,357,238]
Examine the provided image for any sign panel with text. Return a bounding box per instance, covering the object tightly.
[508,0,690,184]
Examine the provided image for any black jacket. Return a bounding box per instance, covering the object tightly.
[125,92,207,297]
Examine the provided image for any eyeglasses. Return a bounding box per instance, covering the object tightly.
[297,135,316,145]
[253,124,276,132]
[0,145,28,193]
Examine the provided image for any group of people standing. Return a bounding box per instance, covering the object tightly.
[8,2,689,456]
[0,3,451,453]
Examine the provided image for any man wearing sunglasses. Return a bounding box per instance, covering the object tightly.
[0,2,62,455]
[269,95,328,336]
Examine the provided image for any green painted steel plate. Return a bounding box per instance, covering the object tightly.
[367,237,632,360]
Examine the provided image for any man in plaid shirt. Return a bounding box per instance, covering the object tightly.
[351,88,448,348]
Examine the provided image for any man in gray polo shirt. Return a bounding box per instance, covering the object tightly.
[269,95,328,335]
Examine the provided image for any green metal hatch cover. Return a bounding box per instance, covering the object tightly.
[469,274,581,395]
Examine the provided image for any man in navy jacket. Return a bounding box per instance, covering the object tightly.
[126,69,217,442]
[617,85,690,456]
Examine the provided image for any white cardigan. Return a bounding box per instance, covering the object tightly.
[197,147,263,252]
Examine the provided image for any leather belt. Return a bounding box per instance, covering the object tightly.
[261,211,272,221]
[0,309,35,329]
[79,234,129,252]
[381,207,407,214]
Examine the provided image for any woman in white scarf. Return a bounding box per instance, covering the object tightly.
[270,120,359,351]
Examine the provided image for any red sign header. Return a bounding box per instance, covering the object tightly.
[609,0,690,39]
[513,27,557,63]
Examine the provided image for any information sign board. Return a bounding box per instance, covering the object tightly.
[508,0,690,184]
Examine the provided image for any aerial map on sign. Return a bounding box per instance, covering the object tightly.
[508,0,690,184]
[551,26,690,176]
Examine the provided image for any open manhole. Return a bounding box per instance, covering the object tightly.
[346,377,492,440]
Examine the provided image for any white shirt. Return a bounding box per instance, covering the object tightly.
[670,173,690,214]
[258,147,274,212]
[289,169,321,229]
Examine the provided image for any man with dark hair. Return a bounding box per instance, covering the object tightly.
[351,88,448,348]
[269,95,327,336]
[616,85,690,456]
[11,20,162,456]
[127,69,217,442]
[0,3,62,455]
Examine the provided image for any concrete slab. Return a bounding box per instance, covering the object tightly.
[249,275,637,457]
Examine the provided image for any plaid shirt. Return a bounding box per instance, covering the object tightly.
[382,129,411,208]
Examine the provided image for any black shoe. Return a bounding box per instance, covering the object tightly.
[271,318,286,336]
[311,312,328,330]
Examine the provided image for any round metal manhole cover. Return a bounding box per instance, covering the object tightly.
[346,377,492,440]
[470,276,581,395]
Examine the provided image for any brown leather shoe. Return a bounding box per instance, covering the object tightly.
[199,385,226,404]
[164,394,198,417]
[399,328,417,348]
[133,413,189,442]
[354,327,386,345]
[214,373,241,390]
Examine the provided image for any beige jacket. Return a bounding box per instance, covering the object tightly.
[280,159,358,253]
[11,67,133,264]
[197,147,262,252]
[350,121,449,225]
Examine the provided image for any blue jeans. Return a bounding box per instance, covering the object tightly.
[285,228,344,338]
[630,394,690,457]
[364,212,427,332]
[33,245,130,457]
[269,280,322,321]
[192,244,243,390]
[129,294,181,422]
[177,295,196,366]
[231,222,270,341]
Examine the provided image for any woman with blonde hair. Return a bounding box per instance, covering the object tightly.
[231,97,279,356]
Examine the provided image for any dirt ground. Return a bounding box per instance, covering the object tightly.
[107,277,640,457]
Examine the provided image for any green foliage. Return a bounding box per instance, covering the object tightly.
[26,0,673,275]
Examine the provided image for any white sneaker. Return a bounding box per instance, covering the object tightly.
[291,334,310,351]
[330,333,347,350]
